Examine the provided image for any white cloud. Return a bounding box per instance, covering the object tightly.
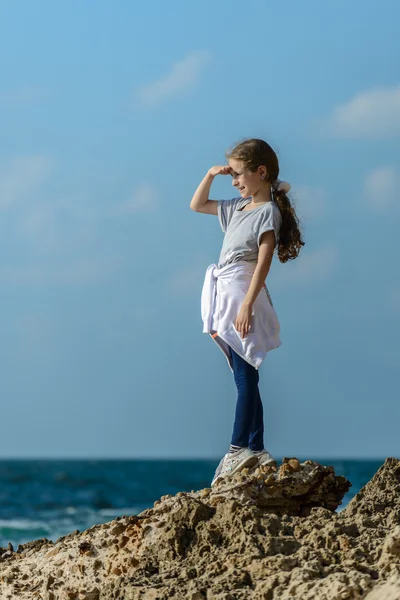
[165,255,210,295]
[15,176,158,254]
[116,183,159,215]
[165,265,204,296]
[0,155,157,285]
[272,245,339,290]
[18,182,158,250]
[134,50,211,108]
[0,155,53,210]
[364,166,399,211]
[0,86,50,106]
[15,191,100,253]
[290,184,328,222]
[320,84,400,138]
[0,257,123,286]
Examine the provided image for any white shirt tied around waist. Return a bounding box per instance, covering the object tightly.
[201,260,282,371]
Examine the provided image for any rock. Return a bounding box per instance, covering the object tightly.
[2,457,400,599]
[364,573,400,599]
[376,524,400,577]
[78,541,96,556]
[93,559,103,571]
[208,457,351,515]
[110,524,126,536]
[46,574,55,590]
[79,588,100,600]
[20,538,53,554]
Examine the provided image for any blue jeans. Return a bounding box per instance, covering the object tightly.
[229,345,264,451]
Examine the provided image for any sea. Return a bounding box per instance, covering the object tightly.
[0,458,386,549]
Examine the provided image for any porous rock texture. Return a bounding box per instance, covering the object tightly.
[0,457,400,599]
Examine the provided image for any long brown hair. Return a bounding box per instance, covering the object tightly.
[225,138,305,263]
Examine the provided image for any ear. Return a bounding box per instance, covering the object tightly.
[259,166,268,179]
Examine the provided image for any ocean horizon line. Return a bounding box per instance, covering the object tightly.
[0,455,391,462]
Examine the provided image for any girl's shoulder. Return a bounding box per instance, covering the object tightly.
[268,199,281,216]
[229,196,250,207]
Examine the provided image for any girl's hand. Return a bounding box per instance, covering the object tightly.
[208,165,232,177]
[234,303,253,339]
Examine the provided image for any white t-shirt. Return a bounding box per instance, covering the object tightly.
[217,196,282,268]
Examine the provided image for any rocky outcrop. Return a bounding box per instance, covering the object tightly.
[0,457,399,599]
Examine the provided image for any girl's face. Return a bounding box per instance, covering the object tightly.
[228,158,267,197]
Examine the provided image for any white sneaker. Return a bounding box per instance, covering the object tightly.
[211,448,258,487]
[253,448,277,467]
[211,454,227,487]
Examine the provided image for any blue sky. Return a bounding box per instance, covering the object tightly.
[0,0,399,459]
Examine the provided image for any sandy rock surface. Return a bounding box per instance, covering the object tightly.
[0,457,399,599]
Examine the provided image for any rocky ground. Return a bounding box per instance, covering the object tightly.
[0,457,400,599]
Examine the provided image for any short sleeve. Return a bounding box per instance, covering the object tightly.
[217,197,243,233]
[257,203,282,247]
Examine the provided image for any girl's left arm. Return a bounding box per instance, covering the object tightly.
[242,230,275,308]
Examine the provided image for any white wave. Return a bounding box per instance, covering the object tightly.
[0,518,51,532]
[65,506,77,514]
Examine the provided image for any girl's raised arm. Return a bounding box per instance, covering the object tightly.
[190,166,231,214]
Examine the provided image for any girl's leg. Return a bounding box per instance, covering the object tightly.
[228,345,263,449]
[248,388,264,452]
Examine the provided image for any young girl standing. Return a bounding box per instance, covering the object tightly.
[190,138,304,487]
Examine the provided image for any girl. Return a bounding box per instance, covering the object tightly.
[190,138,304,487]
